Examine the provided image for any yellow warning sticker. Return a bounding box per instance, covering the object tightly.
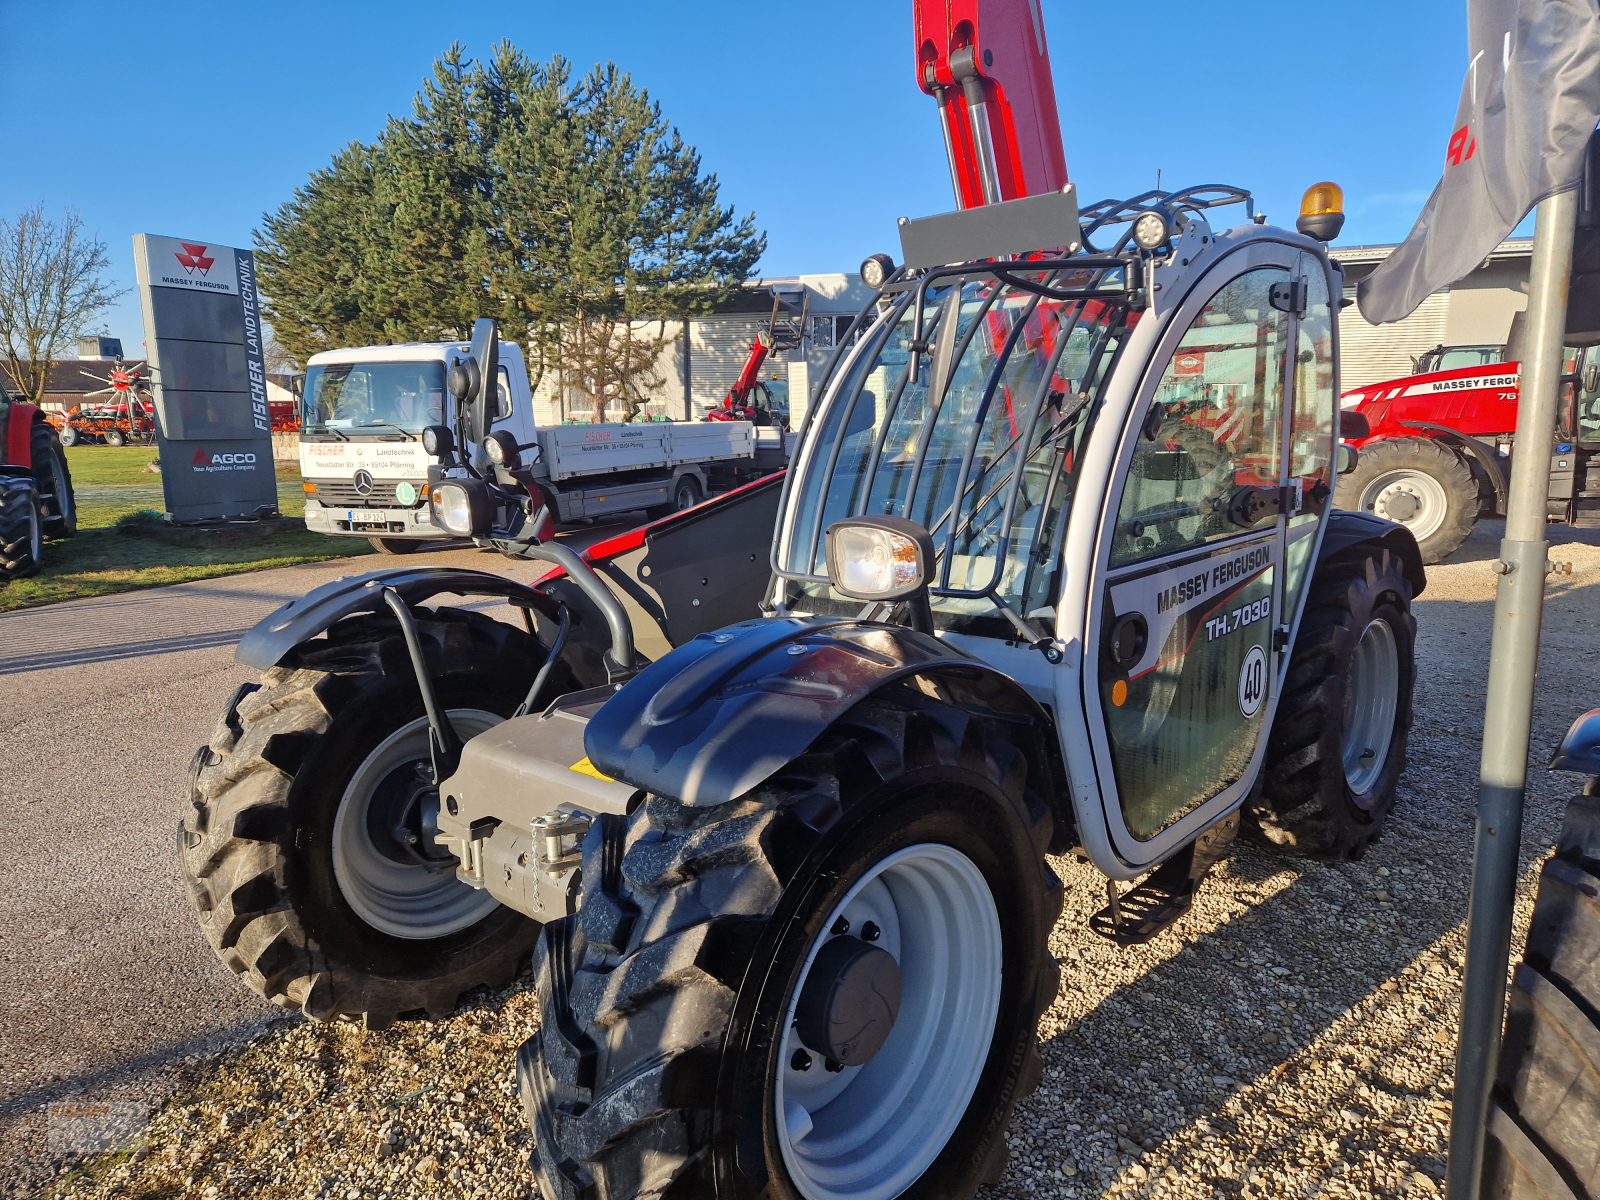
[568,756,615,782]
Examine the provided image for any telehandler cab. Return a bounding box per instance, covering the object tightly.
[178,5,1426,1199]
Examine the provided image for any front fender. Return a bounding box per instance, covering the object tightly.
[583,616,1049,807]
[1321,509,1427,598]
[235,566,557,669]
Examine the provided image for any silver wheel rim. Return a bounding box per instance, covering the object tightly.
[1359,469,1449,541]
[331,710,503,939]
[776,843,1002,1200]
[49,454,73,528]
[26,494,41,561]
[1343,618,1399,795]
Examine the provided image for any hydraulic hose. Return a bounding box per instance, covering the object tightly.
[524,541,636,680]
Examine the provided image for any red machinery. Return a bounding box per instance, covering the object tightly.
[1,381,76,579]
[913,0,1069,208]
[706,291,808,429]
[1337,344,1600,561]
[51,361,157,447]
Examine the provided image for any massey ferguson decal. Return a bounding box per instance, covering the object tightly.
[1109,538,1277,680]
[173,243,216,276]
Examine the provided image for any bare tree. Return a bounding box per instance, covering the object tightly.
[0,205,128,402]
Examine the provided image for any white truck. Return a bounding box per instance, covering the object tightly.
[299,340,785,553]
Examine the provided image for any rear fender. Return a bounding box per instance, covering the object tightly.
[582,615,1055,809]
[3,402,40,469]
[235,566,558,669]
[1320,510,1427,598]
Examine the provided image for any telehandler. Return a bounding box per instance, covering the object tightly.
[179,4,1430,1197]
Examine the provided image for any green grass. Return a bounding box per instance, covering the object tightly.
[1,445,372,612]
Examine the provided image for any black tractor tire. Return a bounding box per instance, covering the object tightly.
[58,424,78,447]
[178,607,545,1028]
[523,686,1062,1200]
[31,420,76,538]
[1334,436,1478,564]
[1243,545,1417,861]
[1485,794,1600,1198]
[105,428,126,447]
[0,475,43,581]
[368,536,425,555]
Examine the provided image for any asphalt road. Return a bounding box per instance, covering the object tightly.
[0,526,629,1196]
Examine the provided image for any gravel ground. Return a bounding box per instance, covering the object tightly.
[30,519,1600,1200]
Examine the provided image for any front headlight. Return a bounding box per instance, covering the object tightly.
[824,516,934,600]
[431,479,492,537]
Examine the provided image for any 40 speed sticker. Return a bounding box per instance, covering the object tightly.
[1237,645,1267,718]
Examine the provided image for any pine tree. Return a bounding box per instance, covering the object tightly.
[255,42,764,416]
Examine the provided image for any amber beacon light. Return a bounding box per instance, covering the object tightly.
[1296,182,1345,242]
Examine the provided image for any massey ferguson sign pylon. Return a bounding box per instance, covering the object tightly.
[133,234,278,522]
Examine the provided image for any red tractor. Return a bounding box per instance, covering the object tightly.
[1336,341,1600,561]
[0,379,77,580]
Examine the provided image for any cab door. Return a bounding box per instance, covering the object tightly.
[1081,254,1309,870]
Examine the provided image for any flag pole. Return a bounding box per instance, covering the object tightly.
[1445,186,1577,1200]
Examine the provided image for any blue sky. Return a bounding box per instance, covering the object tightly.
[0,0,1471,355]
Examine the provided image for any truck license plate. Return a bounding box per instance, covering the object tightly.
[347,511,387,530]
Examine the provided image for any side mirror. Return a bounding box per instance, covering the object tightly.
[1584,363,1600,393]
[1339,409,1370,440]
[449,318,499,450]
[1336,443,1359,475]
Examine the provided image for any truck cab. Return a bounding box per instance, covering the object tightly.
[300,340,523,552]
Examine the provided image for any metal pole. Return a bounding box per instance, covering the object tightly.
[1446,186,1576,1200]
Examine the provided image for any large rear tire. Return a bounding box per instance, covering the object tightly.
[31,420,76,538]
[523,687,1062,1200]
[1485,794,1600,1198]
[0,475,43,581]
[178,608,544,1028]
[1335,436,1478,564]
[1243,545,1417,860]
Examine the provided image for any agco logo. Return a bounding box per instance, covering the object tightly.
[174,243,216,277]
[191,447,258,471]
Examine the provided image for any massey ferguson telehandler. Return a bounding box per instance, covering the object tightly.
[179,5,1434,1198]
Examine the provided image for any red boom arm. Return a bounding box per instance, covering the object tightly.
[913,0,1069,209]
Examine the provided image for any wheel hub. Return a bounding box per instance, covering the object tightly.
[794,936,902,1067]
[1361,469,1450,541]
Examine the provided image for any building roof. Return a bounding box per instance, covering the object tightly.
[1329,237,1534,267]
[3,359,150,398]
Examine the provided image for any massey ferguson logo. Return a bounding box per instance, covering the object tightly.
[173,243,216,276]
[190,447,258,473]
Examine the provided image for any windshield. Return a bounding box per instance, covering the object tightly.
[303,361,446,433]
[779,268,1137,637]
[1433,345,1505,372]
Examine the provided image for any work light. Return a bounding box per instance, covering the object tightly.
[483,429,521,469]
[860,253,897,290]
[422,425,454,457]
[824,516,934,600]
[1131,209,1172,252]
[432,479,493,537]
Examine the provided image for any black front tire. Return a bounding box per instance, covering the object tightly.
[31,420,76,538]
[524,687,1062,1200]
[1485,793,1600,1198]
[1244,545,1417,860]
[368,536,426,555]
[179,608,544,1028]
[105,428,126,447]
